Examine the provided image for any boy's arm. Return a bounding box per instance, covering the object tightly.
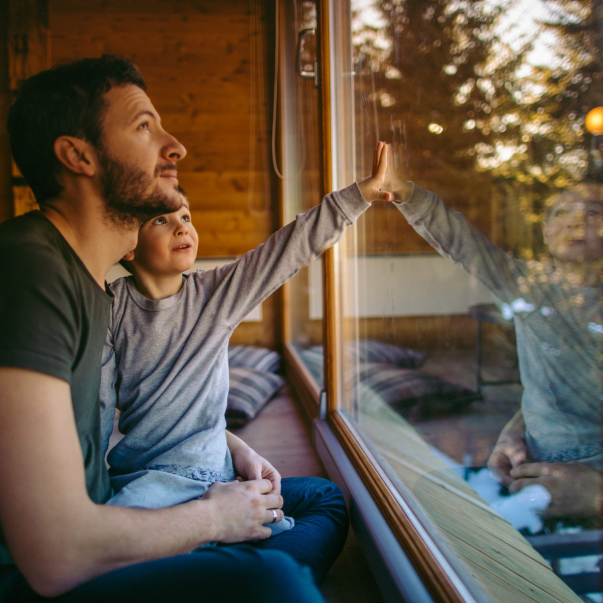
[208,143,392,328]
[0,368,283,597]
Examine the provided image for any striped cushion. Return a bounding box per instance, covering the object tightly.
[228,345,281,373]
[226,367,285,427]
[356,339,425,368]
[355,362,481,417]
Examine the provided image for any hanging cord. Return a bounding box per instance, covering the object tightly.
[271,0,307,180]
[248,0,270,215]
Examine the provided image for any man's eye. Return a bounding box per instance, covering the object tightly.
[138,121,149,130]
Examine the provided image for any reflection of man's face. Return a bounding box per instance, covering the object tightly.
[542,191,603,264]
[96,84,187,227]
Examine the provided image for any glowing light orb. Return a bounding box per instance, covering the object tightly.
[428,123,444,134]
[585,107,603,135]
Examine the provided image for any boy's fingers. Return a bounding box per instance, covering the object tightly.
[375,143,388,179]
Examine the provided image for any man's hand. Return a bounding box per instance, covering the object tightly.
[226,431,281,495]
[509,462,603,518]
[357,141,395,203]
[203,479,284,543]
[487,410,528,486]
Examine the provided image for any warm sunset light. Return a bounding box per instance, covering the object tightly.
[585,106,603,135]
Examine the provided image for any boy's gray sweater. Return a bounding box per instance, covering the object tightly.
[396,185,602,468]
[100,183,370,509]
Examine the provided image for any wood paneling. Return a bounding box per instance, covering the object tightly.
[48,0,279,347]
[0,0,12,223]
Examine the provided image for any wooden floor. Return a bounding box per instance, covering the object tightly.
[231,386,384,603]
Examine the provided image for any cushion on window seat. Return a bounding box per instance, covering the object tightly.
[228,345,281,373]
[356,362,482,418]
[226,367,285,427]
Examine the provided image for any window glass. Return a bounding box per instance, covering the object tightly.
[331,1,603,600]
[281,0,325,384]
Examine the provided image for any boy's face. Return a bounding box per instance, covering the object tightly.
[96,84,187,224]
[542,193,603,264]
[127,200,199,275]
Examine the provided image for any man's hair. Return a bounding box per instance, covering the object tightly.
[118,186,189,273]
[7,55,146,204]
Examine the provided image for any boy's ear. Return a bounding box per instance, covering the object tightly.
[122,250,135,262]
[53,136,97,177]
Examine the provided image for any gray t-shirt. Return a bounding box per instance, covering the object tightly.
[396,185,602,468]
[101,183,370,508]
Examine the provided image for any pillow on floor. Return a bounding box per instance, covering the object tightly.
[226,367,285,427]
[228,345,281,373]
[355,363,481,418]
[356,339,426,369]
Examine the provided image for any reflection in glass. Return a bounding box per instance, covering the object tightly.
[330,0,603,600]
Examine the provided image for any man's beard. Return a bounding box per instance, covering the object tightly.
[97,146,182,228]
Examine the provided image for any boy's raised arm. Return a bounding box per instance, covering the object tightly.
[207,143,393,328]
[0,368,282,597]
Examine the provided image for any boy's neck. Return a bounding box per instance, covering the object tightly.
[131,270,186,300]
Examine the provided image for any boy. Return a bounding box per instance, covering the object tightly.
[389,159,603,518]
[100,143,393,582]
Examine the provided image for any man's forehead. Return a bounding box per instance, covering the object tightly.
[546,185,603,214]
[103,84,159,124]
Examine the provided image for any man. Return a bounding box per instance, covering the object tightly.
[0,56,327,602]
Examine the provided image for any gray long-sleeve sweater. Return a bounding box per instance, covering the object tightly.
[100,183,370,509]
[395,185,602,468]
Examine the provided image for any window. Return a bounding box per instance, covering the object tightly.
[284,0,603,601]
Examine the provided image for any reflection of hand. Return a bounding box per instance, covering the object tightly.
[204,479,284,543]
[509,461,603,518]
[487,414,528,487]
[357,142,395,203]
[382,143,412,202]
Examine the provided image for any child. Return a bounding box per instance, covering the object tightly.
[99,143,392,577]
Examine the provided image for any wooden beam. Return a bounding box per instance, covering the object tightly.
[7,0,50,216]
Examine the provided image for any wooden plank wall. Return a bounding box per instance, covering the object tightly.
[0,0,12,223]
[0,0,280,348]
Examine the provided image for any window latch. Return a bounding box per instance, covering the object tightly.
[296,28,319,88]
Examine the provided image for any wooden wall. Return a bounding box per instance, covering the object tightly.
[0,0,12,223]
[1,0,281,348]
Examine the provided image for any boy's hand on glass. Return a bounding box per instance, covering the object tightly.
[508,461,603,518]
[358,141,395,203]
[231,444,282,496]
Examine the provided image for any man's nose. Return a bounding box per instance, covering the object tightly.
[162,132,187,162]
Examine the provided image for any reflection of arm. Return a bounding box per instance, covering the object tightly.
[206,184,370,329]
[394,185,523,302]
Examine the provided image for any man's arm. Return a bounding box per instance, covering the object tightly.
[486,409,528,486]
[0,369,283,597]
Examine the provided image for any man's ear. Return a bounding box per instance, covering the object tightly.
[53,136,97,177]
[122,250,135,262]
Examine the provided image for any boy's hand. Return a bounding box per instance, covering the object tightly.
[357,142,395,203]
[231,443,281,496]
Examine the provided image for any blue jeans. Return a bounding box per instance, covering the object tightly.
[0,477,348,602]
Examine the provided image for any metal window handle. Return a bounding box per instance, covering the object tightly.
[296,28,319,87]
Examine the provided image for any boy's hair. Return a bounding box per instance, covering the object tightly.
[7,55,146,205]
[118,186,189,273]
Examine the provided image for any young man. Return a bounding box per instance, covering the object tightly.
[388,157,603,519]
[0,56,390,602]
